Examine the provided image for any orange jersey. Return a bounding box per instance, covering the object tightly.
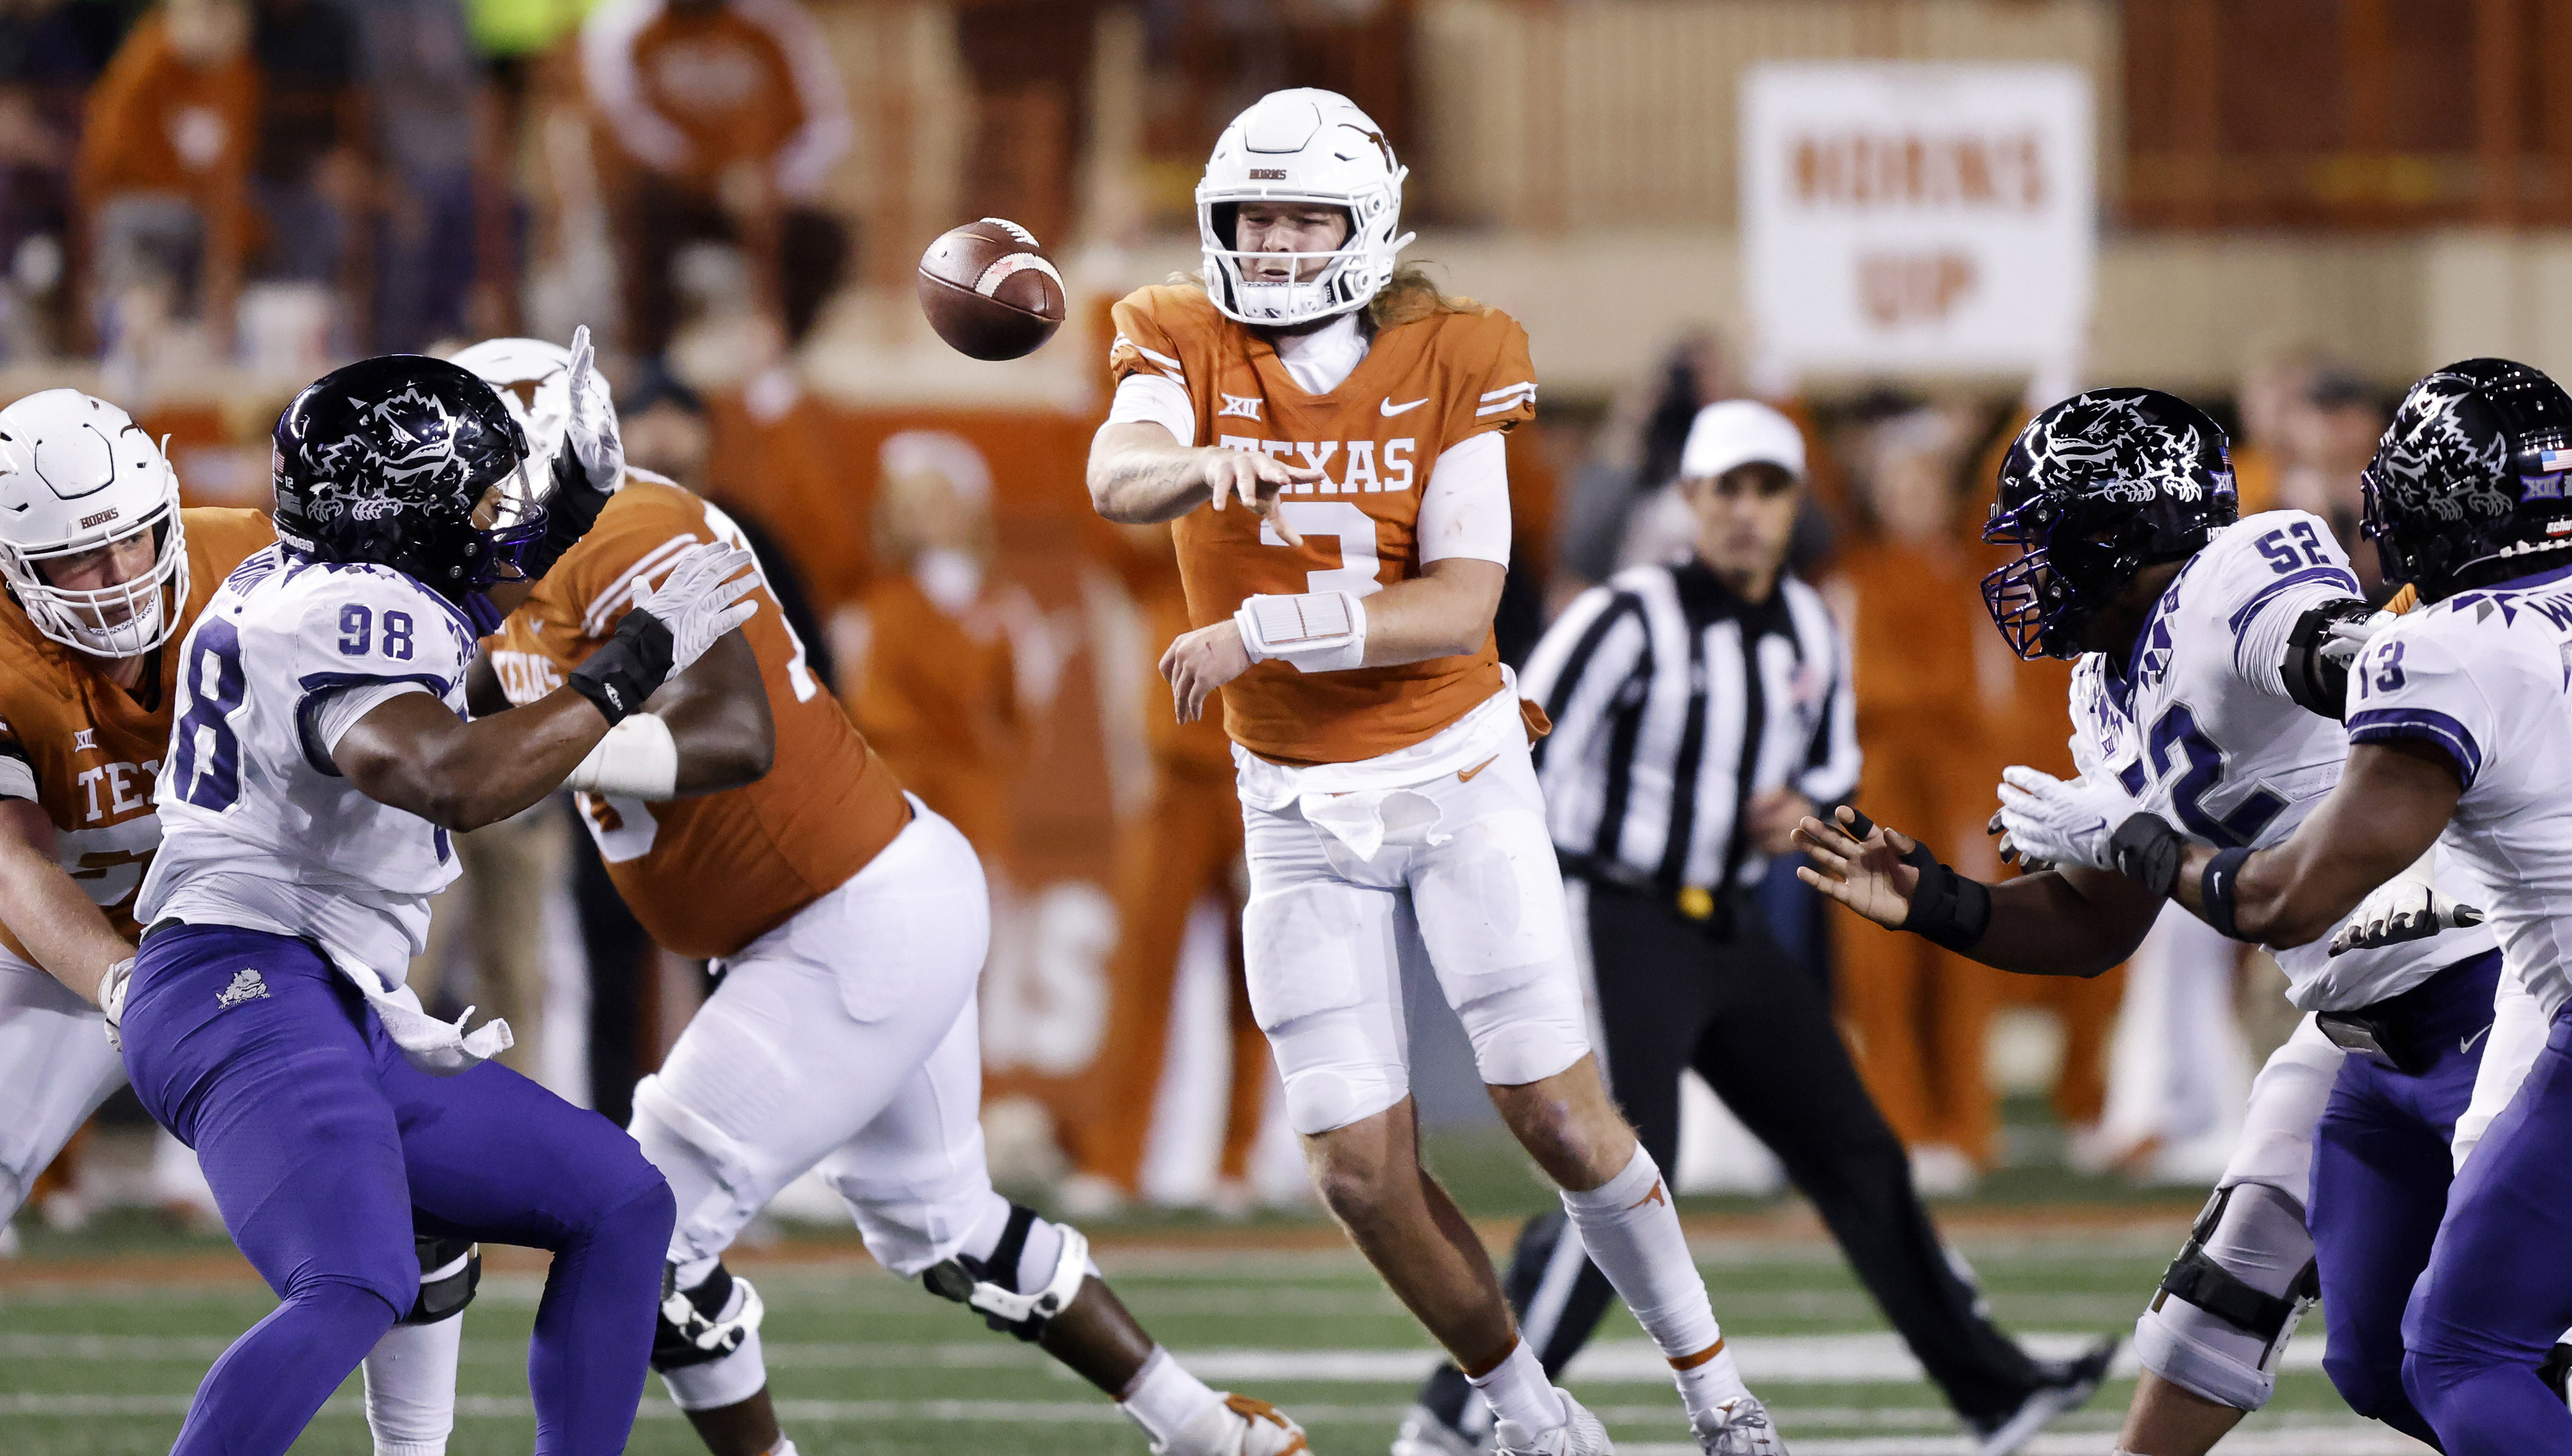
[77,16,258,205]
[0,509,274,963]
[1108,284,1537,763]
[492,477,910,960]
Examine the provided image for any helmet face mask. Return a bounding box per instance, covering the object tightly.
[1981,388,2239,661]
[2360,359,2572,601]
[0,388,191,658]
[1196,89,1415,328]
[271,355,546,598]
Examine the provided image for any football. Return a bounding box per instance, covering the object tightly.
[917,218,1067,361]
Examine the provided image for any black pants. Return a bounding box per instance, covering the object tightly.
[1415,880,2045,1432]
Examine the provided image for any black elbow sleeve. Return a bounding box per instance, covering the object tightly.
[2282,598,2376,720]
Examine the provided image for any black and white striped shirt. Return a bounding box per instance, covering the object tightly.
[1521,558,1859,900]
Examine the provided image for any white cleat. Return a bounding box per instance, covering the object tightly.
[1156,1393,1313,1456]
[1390,1403,1485,1456]
[1692,1395,1789,1455]
[1492,1388,1612,1456]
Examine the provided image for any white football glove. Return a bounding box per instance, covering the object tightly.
[635,541,759,677]
[99,957,132,1050]
[1994,765,2136,874]
[560,324,624,497]
[2329,875,2487,957]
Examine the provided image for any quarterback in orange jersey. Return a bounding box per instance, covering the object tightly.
[1087,89,1787,1456]
[0,389,480,1454]
[455,340,1312,1456]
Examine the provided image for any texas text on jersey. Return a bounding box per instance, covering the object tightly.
[489,474,911,960]
[1108,283,1537,763]
[2067,507,2495,1011]
[0,508,274,966]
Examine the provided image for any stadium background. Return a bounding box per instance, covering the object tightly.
[0,1,2538,1451]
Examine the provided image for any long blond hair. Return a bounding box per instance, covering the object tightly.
[1172,262,1478,335]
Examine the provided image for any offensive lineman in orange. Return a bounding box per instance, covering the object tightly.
[446,340,1312,1456]
[0,389,480,1455]
[1086,89,1787,1456]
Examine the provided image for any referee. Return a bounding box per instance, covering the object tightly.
[1393,402,2112,1456]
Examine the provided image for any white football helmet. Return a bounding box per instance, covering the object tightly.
[448,336,592,482]
[0,389,188,657]
[1197,88,1414,328]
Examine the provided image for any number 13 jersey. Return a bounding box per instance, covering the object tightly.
[2065,508,2494,1010]
[1108,284,1537,764]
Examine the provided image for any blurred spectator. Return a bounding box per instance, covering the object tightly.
[1827,404,2001,1195]
[249,0,369,312]
[0,0,126,357]
[1553,335,1732,596]
[74,0,256,353]
[837,429,1022,864]
[702,367,870,613]
[1062,522,1267,1215]
[2228,335,2322,516]
[357,0,499,350]
[580,0,850,357]
[2276,369,2389,588]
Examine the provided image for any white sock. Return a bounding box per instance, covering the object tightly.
[364,1315,462,1456]
[1465,1337,1564,1433]
[1117,1345,1224,1443]
[1559,1145,1749,1420]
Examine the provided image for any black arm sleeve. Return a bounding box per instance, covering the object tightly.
[2281,598,2377,720]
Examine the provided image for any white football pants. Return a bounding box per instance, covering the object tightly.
[0,951,125,1221]
[629,798,1000,1278]
[1239,728,1591,1135]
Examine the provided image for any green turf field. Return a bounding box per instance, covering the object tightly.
[0,1223,2428,1455]
[0,1127,2433,1455]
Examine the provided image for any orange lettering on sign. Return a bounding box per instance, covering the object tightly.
[1858,251,1980,326]
[1791,131,2048,212]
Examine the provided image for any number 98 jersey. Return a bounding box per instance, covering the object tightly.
[139,546,481,981]
[2065,509,2496,1010]
[1108,283,1536,764]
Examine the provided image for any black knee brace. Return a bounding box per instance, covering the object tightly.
[398,1234,481,1327]
[921,1202,1089,1342]
[2155,1185,2318,1344]
[652,1261,765,1371]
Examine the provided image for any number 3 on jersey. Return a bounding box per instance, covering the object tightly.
[1261,502,1383,597]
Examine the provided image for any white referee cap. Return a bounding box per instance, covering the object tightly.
[1679,400,1807,483]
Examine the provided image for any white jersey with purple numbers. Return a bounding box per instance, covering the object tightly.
[2345,560,2572,1017]
[2067,509,2497,1010]
[139,546,479,984]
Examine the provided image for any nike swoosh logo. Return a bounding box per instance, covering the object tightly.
[2463,1025,2493,1054]
[1380,397,1428,416]
[1457,756,1498,784]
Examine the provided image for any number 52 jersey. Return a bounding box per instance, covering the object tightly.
[2065,508,2495,1010]
[1108,284,1537,765]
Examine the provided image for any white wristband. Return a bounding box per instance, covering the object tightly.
[1235,591,1368,673]
[563,713,680,799]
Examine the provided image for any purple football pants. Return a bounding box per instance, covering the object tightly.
[120,923,674,1456]
[2311,949,2499,1452]
[2402,984,2572,1454]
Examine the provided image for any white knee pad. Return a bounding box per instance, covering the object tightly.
[1266,1015,1411,1135]
[630,1077,771,1269]
[1454,973,1591,1088]
[657,1270,771,1413]
[2132,1180,2317,1412]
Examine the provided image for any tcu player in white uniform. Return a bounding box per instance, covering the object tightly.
[111,348,756,1456]
[2017,359,2572,1455]
[1797,389,2499,1456]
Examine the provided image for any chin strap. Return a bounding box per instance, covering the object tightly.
[922,1203,1090,1341]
